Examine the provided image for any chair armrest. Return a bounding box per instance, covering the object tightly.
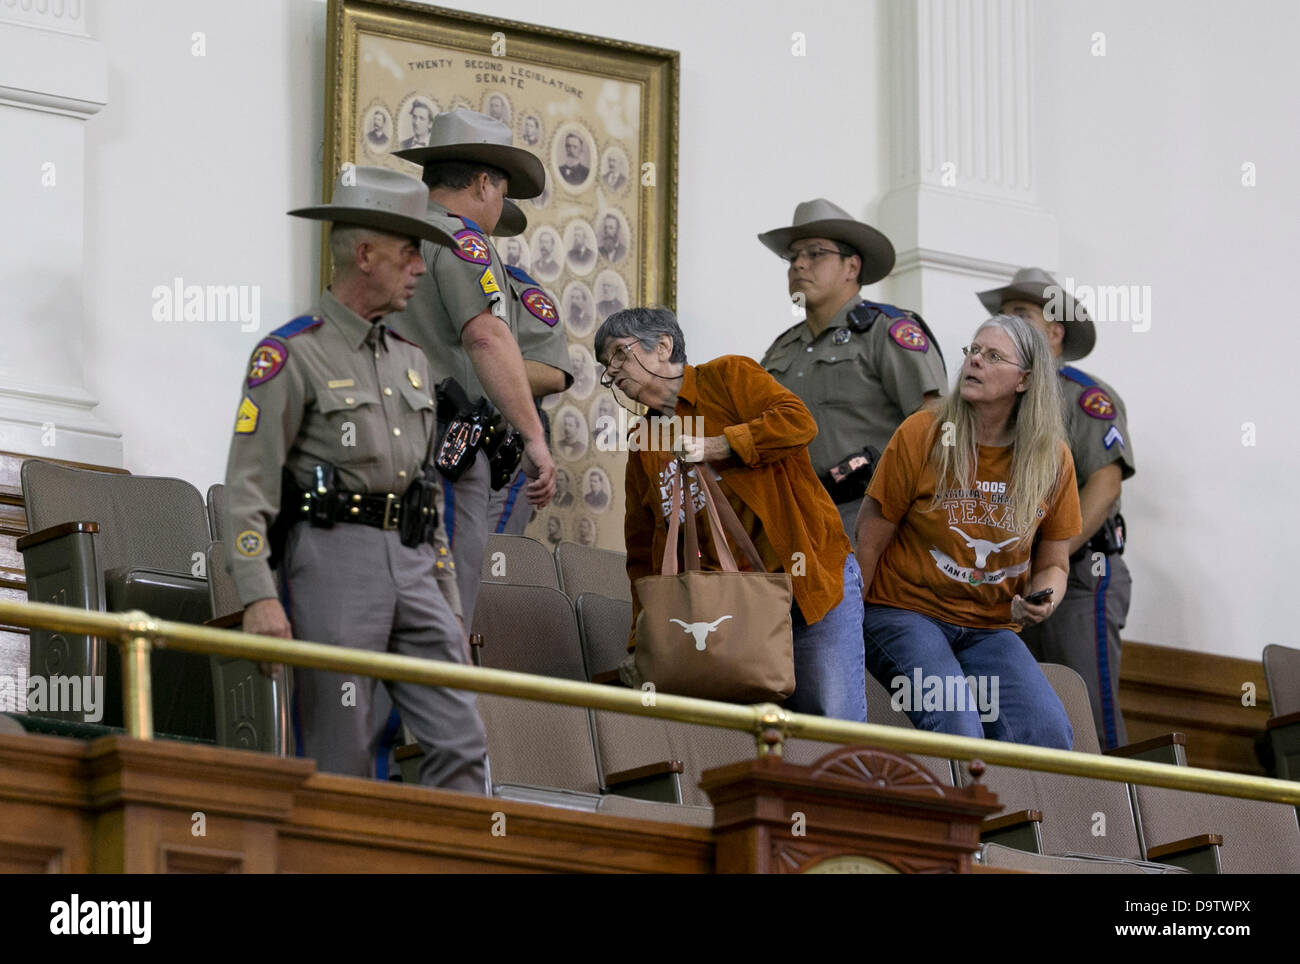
[1146,833,1224,873]
[591,670,623,686]
[1147,833,1223,860]
[1266,710,1300,730]
[606,760,683,789]
[1105,732,1187,766]
[205,611,245,629]
[16,520,99,551]
[981,809,1044,854]
[983,809,1042,834]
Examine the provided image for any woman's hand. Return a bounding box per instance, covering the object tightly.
[678,435,731,462]
[1011,593,1056,626]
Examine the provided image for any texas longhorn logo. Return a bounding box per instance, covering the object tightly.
[670,615,733,651]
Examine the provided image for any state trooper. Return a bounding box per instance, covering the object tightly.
[979,267,1136,749]
[485,198,572,536]
[759,199,947,544]
[388,110,563,626]
[223,166,488,791]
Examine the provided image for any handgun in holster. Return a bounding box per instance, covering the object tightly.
[820,445,882,505]
[269,464,337,568]
[398,468,440,548]
[481,413,524,490]
[434,378,491,482]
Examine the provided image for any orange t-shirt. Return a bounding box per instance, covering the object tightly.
[865,410,1082,630]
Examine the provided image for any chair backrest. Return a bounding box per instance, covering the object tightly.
[1040,663,1102,754]
[207,542,241,619]
[575,592,632,680]
[480,534,561,589]
[22,460,210,575]
[206,483,229,543]
[555,541,631,603]
[1263,644,1300,717]
[471,583,602,794]
[1133,784,1300,873]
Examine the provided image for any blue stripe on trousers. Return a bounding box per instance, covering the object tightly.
[494,472,527,534]
[1094,563,1119,749]
[442,476,456,547]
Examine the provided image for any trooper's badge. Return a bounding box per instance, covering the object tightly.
[833,328,851,345]
[236,530,265,557]
[407,368,422,389]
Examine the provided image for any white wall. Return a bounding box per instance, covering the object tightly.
[70,0,1298,659]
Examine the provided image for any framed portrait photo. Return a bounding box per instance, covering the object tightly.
[325,0,679,552]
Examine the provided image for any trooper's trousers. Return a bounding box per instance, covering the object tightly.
[284,521,488,793]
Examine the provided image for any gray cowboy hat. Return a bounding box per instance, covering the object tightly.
[493,198,526,237]
[757,198,896,284]
[977,266,1096,361]
[288,165,457,247]
[395,109,545,199]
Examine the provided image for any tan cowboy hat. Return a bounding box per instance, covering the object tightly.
[288,165,456,247]
[395,109,545,199]
[977,267,1096,361]
[493,198,526,237]
[757,198,896,284]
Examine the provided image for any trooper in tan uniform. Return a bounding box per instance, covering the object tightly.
[486,199,572,536]
[978,267,1137,749]
[759,199,947,544]
[223,166,488,791]
[388,110,560,627]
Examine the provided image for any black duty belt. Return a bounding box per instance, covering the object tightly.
[297,488,427,532]
[1070,513,1126,563]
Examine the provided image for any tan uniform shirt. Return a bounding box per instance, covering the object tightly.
[760,295,948,479]
[386,201,572,404]
[1056,363,1136,521]
[222,289,457,612]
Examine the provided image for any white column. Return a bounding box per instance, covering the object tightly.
[0,0,121,465]
[872,0,1059,334]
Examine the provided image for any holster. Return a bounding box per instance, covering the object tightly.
[820,445,881,505]
[269,464,336,569]
[399,472,440,548]
[1070,513,1126,564]
[434,378,491,482]
[481,414,524,490]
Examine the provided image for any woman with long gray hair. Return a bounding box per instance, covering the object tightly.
[854,314,1081,747]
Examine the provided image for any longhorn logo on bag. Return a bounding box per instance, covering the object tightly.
[669,615,733,651]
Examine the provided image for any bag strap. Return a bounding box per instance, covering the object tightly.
[696,467,766,572]
[662,462,683,575]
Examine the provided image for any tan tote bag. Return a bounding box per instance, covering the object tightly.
[633,460,794,702]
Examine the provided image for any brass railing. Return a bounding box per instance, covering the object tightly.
[3,597,1298,806]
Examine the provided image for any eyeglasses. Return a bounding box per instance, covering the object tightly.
[961,344,1026,369]
[782,247,848,267]
[598,342,634,388]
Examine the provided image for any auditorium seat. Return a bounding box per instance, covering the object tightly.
[205,482,229,542]
[555,542,631,603]
[574,592,631,682]
[1262,643,1300,780]
[1131,784,1300,873]
[205,541,291,756]
[18,460,215,738]
[480,534,561,589]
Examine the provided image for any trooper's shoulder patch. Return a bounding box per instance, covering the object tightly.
[247,339,288,387]
[521,287,560,326]
[235,395,259,434]
[236,530,265,557]
[453,229,491,265]
[1079,386,1117,420]
[270,315,323,340]
[888,318,930,352]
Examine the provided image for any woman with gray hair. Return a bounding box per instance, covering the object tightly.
[854,314,1081,747]
[595,307,868,721]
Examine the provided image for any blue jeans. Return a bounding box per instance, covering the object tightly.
[862,604,1073,749]
[786,556,867,722]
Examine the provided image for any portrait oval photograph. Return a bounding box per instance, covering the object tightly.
[563,218,598,277]
[583,466,612,513]
[596,208,631,266]
[562,280,596,338]
[600,141,631,194]
[395,92,439,150]
[500,235,531,273]
[551,467,575,509]
[575,515,599,548]
[543,513,565,547]
[552,121,597,193]
[519,111,544,149]
[360,100,393,157]
[593,269,629,323]
[554,404,590,461]
[529,225,564,283]
[482,90,513,128]
[589,394,621,451]
[567,342,597,401]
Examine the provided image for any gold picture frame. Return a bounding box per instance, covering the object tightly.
[323,0,679,552]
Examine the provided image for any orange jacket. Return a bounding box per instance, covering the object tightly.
[623,355,850,643]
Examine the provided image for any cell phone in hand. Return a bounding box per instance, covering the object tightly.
[1023,588,1054,605]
